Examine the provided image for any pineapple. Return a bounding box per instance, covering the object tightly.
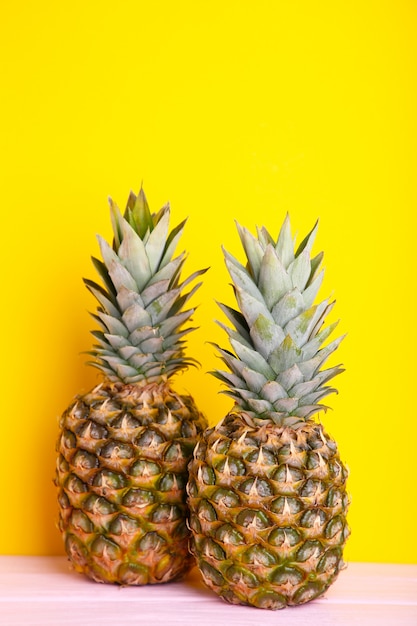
[56,187,208,585]
[187,214,350,609]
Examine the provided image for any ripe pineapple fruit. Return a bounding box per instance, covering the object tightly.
[187,214,350,609]
[56,188,208,585]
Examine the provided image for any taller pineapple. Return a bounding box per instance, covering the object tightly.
[187,214,350,609]
[56,188,207,585]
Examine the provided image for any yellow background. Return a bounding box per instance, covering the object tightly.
[1,1,416,564]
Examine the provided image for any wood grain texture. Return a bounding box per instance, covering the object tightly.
[0,557,416,626]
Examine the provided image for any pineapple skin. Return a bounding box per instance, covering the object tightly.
[57,380,207,584]
[187,412,349,609]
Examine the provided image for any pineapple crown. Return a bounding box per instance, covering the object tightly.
[212,214,344,427]
[85,187,207,384]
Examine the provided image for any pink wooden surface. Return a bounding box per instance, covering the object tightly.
[0,556,416,625]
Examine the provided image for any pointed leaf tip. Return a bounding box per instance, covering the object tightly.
[120,186,153,239]
[296,218,320,257]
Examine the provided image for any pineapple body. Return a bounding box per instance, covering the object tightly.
[58,381,206,584]
[187,214,350,608]
[188,412,349,608]
[56,188,208,584]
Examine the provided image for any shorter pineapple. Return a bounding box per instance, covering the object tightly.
[187,213,350,609]
[56,188,208,584]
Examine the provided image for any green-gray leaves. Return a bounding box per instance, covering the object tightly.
[214,214,343,424]
[85,187,206,384]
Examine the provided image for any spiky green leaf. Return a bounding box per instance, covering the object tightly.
[144,208,170,273]
[256,225,275,248]
[301,321,340,360]
[109,198,124,250]
[98,236,138,293]
[273,397,299,413]
[230,338,276,379]
[116,286,146,315]
[147,253,186,287]
[295,219,318,257]
[103,334,130,350]
[298,387,336,406]
[258,245,292,310]
[260,380,288,403]
[288,248,311,292]
[307,251,324,287]
[128,188,154,239]
[141,280,170,307]
[216,321,253,350]
[96,312,129,337]
[212,369,245,389]
[250,314,285,360]
[271,289,305,329]
[298,334,345,380]
[268,335,302,374]
[158,310,194,337]
[240,366,268,394]
[275,213,294,268]
[303,269,324,308]
[224,249,265,302]
[147,288,182,325]
[122,302,153,333]
[277,363,304,391]
[91,257,117,298]
[236,286,274,328]
[217,302,250,342]
[160,218,187,269]
[84,279,120,317]
[236,223,264,280]
[247,398,274,414]
[118,219,151,290]
[118,345,140,361]
[285,299,333,347]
